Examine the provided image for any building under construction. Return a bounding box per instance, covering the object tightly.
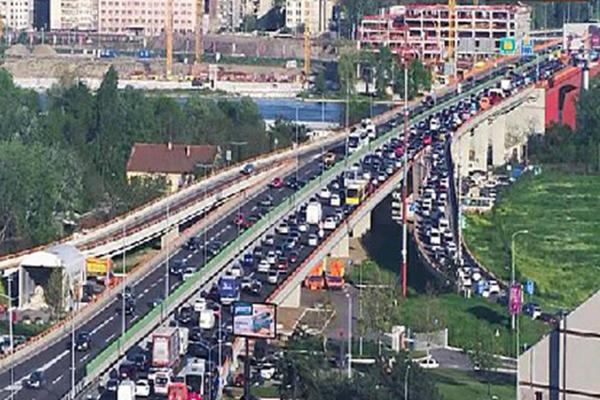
[358,4,531,66]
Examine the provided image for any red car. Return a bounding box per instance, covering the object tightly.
[233,213,245,227]
[395,145,404,158]
[422,135,432,146]
[270,177,283,188]
[277,257,288,271]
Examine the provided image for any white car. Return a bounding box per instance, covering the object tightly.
[429,229,441,245]
[193,297,207,313]
[182,267,196,280]
[277,223,289,235]
[488,280,501,294]
[330,194,341,207]
[267,270,279,284]
[266,251,277,264]
[471,268,482,282]
[323,216,336,230]
[260,363,276,380]
[229,265,243,278]
[298,222,308,232]
[135,379,151,397]
[307,234,318,246]
[418,357,439,369]
[319,187,331,199]
[258,259,270,273]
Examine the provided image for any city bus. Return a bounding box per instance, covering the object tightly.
[345,181,367,205]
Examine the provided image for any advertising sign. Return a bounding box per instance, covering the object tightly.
[500,37,516,55]
[521,37,533,56]
[233,302,277,339]
[525,280,535,296]
[564,23,600,52]
[508,284,522,315]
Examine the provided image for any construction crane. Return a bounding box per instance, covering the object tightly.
[303,4,310,83]
[165,0,173,79]
[194,0,204,67]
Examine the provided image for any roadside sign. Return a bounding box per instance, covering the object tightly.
[500,37,516,55]
[521,37,533,55]
[460,215,467,229]
[509,284,522,315]
[226,150,232,162]
[525,280,535,296]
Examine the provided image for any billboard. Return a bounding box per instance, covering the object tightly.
[564,23,600,52]
[499,37,516,55]
[233,302,277,339]
[508,284,522,315]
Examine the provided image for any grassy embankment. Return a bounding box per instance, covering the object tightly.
[463,171,600,311]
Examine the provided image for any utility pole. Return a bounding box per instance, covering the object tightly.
[346,292,352,379]
[121,222,127,349]
[401,46,409,299]
[165,200,170,305]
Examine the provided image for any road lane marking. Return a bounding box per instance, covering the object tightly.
[52,375,63,384]
[90,316,114,335]
[105,333,116,343]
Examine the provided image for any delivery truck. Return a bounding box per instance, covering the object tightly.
[152,327,181,369]
[117,379,136,400]
[306,201,322,225]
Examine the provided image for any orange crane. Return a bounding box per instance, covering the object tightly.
[165,0,173,79]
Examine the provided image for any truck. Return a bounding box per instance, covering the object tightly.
[167,382,203,400]
[325,259,346,290]
[86,257,112,280]
[199,308,216,330]
[304,263,324,290]
[178,327,189,357]
[183,357,206,397]
[306,201,323,225]
[218,275,240,305]
[152,327,181,369]
[117,379,136,400]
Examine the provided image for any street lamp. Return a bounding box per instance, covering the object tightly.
[0,274,17,400]
[404,364,411,400]
[346,292,352,379]
[196,163,214,268]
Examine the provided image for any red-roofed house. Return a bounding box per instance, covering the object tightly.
[126,142,221,192]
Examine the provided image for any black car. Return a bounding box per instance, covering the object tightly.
[130,353,149,372]
[105,378,119,392]
[259,195,274,208]
[169,259,186,275]
[208,241,224,257]
[75,331,91,351]
[119,361,138,380]
[26,370,45,389]
[177,305,194,324]
[249,281,263,296]
[116,298,136,315]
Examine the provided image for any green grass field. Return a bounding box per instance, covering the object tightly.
[463,171,600,311]
[430,368,515,400]
[398,293,548,356]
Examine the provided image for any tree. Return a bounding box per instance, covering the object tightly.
[44,269,64,319]
[314,71,327,94]
[408,284,447,356]
[466,328,501,396]
[338,49,359,96]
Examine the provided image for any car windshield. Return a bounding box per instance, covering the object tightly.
[31,372,42,380]
[156,377,169,385]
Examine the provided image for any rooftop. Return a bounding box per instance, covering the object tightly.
[126,142,219,174]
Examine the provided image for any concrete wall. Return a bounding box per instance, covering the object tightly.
[451,88,545,177]
[519,290,600,400]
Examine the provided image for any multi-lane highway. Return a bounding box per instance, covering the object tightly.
[0,44,564,400]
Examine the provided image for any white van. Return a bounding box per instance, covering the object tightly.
[199,309,216,330]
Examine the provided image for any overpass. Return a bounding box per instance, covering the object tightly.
[0,43,569,400]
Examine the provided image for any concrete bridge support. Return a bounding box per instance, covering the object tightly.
[329,231,350,258]
[351,211,372,238]
[161,227,179,251]
[279,283,301,308]
[452,88,546,177]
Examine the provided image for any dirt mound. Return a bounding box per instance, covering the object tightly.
[32,44,57,56]
[5,44,29,57]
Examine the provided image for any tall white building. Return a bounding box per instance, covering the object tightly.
[0,0,33,30]
[50,0,97,30]
[285,0,333,35]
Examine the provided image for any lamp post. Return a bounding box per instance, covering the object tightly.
[0,275,16,400]
[346,292,352,379]
[404,364,411,400]
[196,163,214,268]
[164,198,170,307]
[511,230,529,330]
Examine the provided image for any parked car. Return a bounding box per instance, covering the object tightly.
[418,357,439,369]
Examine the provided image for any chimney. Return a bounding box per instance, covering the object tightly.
[186,145,191,157]
[167,141,173,150]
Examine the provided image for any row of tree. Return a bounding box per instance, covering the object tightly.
[0,67,306,255]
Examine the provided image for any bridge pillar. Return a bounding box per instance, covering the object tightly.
[412,160,426,197]
[279,283,301,308]
[329,232,349,258]
[161,227,179,251]
[351,211,371,238]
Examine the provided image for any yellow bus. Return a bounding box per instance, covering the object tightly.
[346,182,366,205]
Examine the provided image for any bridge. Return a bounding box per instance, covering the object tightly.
[0,42,588,400]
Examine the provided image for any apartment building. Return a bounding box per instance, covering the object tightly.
[245,0,272,20]
[97,0,197,35]
[285,0,333,35]
[49,0,97,30]
[359,4,530,63]
[0,0,33,30]
[214,0,242,32]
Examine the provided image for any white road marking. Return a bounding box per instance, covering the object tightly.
[81,354,90,362]
[105,333,116,343]
[52,375,63,384]
[90,316,114,335]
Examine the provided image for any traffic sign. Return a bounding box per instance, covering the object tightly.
[500,37,516,55]
[521,37,533,56]
[525,280,535,296]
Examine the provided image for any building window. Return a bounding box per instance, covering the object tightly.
[535,392,543,400]
[468,149,475,161]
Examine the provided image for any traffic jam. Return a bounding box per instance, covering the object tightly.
[59,49,562,400]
